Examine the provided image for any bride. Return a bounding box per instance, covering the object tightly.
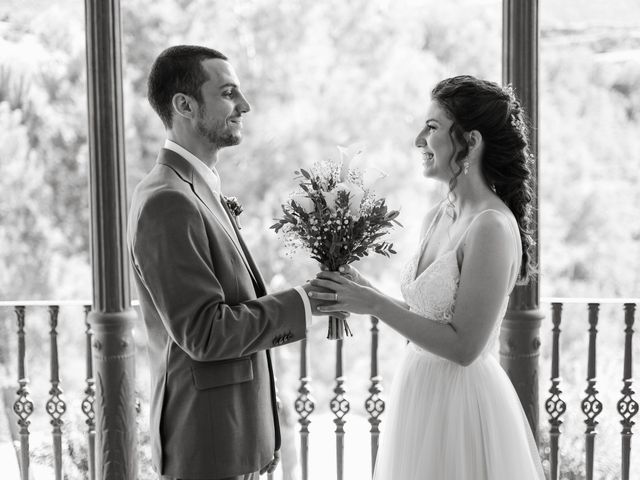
[308,76,545,479]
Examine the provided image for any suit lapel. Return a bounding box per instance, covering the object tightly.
[221,198,268,296]
[157,149,259,289]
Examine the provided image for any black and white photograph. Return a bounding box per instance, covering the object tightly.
[1,1,639,479]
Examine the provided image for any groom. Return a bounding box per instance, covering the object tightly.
[128,45,334,480]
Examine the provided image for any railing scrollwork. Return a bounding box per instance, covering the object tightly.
[45,305,67,480]
[3,298,640,479]
[13,305,34,480]
[330,338,350,480]
[365,316,385,476]
[581,303,603,480]
[82,304,97,480]
[295,338,315,480]
[545,302,566,480]
[618,303,638,480]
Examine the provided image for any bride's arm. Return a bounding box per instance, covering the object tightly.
[311,211,517,366]
[336,265,410,309]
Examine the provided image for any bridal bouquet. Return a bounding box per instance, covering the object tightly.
[271,146,401,340]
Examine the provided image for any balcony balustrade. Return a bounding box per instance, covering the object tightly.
[0,298,637,480]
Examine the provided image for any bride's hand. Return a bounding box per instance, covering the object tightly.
[320,264,372,288]
[308,271,378,316]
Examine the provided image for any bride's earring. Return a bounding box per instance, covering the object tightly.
[463,160,470,175]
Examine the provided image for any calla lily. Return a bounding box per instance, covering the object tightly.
[362,166,388,190]
[337,143,365,182]
[323,190,339,212]
[291,194,315,214]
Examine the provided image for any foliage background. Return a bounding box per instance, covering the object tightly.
[0,0,639,479]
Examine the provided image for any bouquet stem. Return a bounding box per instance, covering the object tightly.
[327,315,353,340]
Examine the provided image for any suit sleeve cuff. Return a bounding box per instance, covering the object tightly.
[293,286,313,329]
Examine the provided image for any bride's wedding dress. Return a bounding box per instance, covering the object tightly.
[373,209,545,479]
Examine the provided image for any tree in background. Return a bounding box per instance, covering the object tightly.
[0,3,89,300]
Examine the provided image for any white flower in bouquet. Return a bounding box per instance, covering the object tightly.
[362,166,388,191]
[291,194,316,214]
[322,189,340,213]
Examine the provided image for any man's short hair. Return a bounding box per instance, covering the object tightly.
[147,45,228,128]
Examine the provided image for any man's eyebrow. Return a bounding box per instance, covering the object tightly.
[219,82,238,90]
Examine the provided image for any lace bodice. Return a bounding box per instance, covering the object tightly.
[400,246,507,357]
[400,249,460,324]
[399,207,516,358]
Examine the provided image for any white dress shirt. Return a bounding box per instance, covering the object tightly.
[163,139,312,328]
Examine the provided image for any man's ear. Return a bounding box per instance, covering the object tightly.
[172,93,195,120]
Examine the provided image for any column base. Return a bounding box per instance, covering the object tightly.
[88,308,138,480]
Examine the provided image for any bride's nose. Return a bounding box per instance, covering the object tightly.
[415,133,425,148]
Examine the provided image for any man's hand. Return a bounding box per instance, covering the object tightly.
[301,283,350,319]
[260,449,280,475]
[308,271,378,316]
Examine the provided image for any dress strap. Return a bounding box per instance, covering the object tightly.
[428,203,447,235]
[419,202,447,250]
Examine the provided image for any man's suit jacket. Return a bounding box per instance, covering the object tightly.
[127,148,307,478]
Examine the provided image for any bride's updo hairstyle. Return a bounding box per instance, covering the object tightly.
[431,75,535,283]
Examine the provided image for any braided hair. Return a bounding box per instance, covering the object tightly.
[431,75,536,283]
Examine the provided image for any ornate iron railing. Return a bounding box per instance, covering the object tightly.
[1,301,94,480]
[1,298,637,479]
[12,305,33,480]
[543,298,638,480]
[364,316,385,476]
[294,338,314,480]
[0,300,277,480]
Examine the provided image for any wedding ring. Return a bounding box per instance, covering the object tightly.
[333,293,339,302]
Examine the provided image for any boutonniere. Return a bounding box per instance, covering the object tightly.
[223,195,243,229]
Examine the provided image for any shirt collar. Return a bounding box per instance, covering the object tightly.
[164,139,221,195]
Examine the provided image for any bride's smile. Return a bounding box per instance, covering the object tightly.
[422,151,434,166]
[414,101,461,181]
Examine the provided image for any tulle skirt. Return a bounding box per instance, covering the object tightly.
[373,344,545,480]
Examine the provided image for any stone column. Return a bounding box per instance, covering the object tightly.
[84,0,138,478]
[500,0,544,444]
